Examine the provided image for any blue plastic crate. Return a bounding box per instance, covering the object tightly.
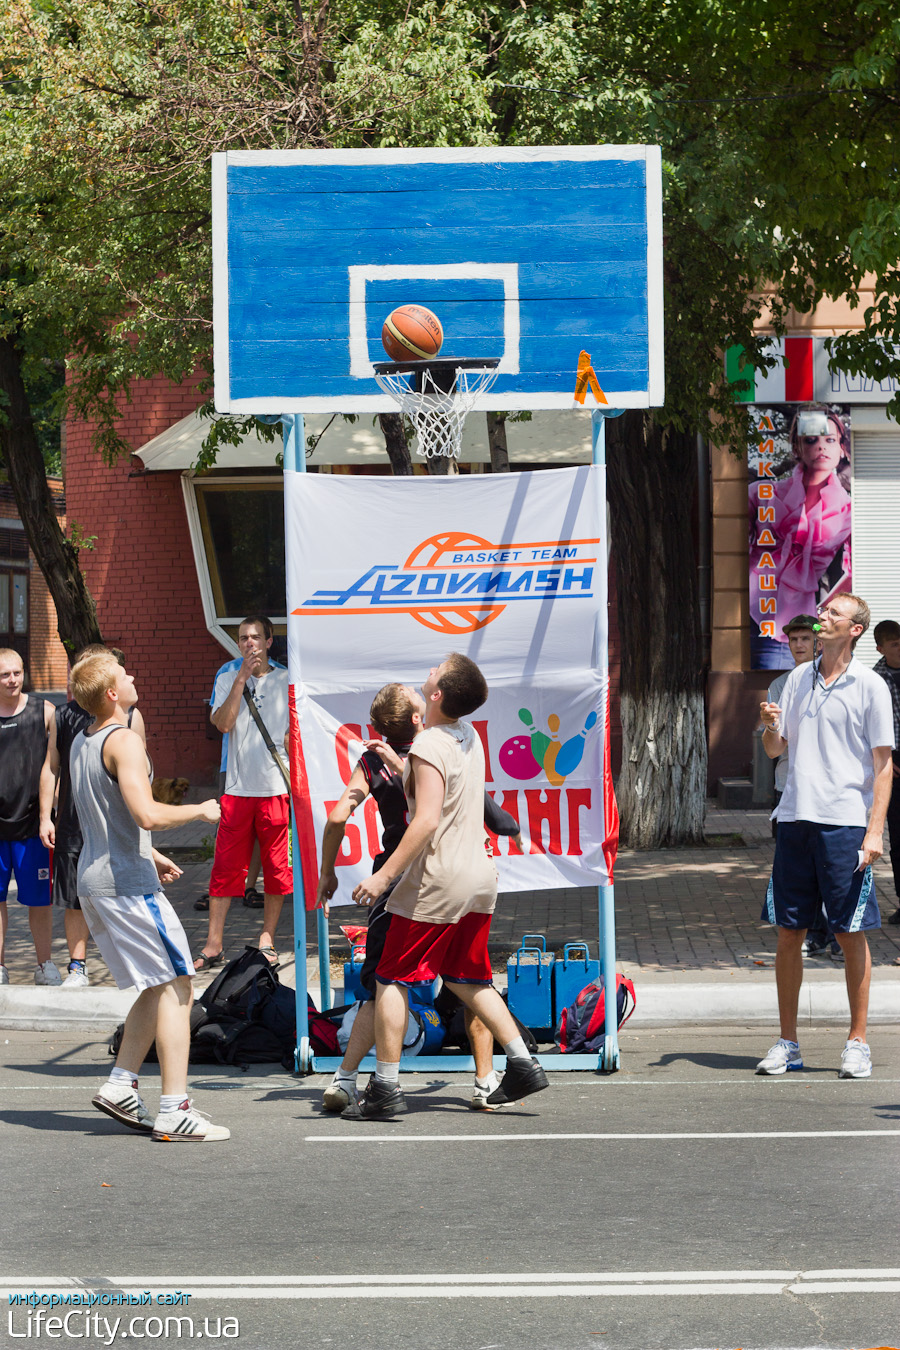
[506,933,555,1033]
[343,943,366,1004]
[552,942,600,1026]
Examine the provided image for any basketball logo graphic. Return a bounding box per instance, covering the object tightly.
[403,532,507,635]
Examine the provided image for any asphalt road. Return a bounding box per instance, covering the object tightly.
[1,1025,898,1350]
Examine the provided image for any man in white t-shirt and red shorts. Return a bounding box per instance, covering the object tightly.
[758,593,894,1080]
[196,616,291,971]
[345,653,549,1120]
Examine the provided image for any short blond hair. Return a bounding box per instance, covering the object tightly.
[70,653,121,718]
[369,683,417,743]
[0,647,23,670]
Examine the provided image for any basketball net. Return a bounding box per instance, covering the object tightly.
[373,363,500,460]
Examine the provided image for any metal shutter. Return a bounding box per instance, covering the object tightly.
[851,429,900,667]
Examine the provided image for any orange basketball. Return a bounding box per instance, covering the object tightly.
[381,305,443,362]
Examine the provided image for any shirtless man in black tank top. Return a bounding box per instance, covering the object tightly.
[0,648,59,985]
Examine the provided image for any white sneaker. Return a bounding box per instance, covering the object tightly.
[152,1098,230,1142]
[92,1080,154,1132]
[756,1038,803,1075]
[34,960,62,986]
[322,1076,358,1112]
[839,1039,872,1079]
[470,1070,509,1110]
[0,965,8,985]
[63,961,89,988]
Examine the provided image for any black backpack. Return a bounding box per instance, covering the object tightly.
[109,947,345,1071]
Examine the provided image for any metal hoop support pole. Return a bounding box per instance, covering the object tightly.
[282,413,313,1073]
[591,407,623,1074]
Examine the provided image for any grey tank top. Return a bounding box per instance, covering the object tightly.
[70,724,160,898]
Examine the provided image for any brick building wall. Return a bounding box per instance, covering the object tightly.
[66,376,223,783]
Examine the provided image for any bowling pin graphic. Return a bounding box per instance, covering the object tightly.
[543,713,564,786]
[554,711,598,778]
[518,707,550,762]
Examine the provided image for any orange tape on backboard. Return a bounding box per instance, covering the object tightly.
[573,350,608,406]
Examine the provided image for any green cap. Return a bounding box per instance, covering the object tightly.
[782,614,819,635]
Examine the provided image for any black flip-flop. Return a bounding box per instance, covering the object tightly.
[193,894,210,912]
[192,950,224,972]
[242,887,264,909]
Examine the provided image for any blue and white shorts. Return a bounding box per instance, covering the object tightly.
[763,821,881,934]
[0,838,51,907]
[79,891,195,991]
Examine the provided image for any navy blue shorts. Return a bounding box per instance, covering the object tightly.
[762,821,881,933]
[0,838,51,907]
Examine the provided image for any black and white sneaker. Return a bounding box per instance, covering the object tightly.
[486,1058,549,1107]
[92,1080,154,1132]
[152,1098,230,1142]
[341,1077,408,1120]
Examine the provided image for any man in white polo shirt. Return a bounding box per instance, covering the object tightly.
[757,593,894,1079]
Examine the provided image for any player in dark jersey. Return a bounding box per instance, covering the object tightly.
[0,648,58,984]
[316,682,521,1112]
[39,646,145,986]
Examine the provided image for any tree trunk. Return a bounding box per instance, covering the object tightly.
[0,337,103,654]
[377,412,413,475]
[486,412,510,471]
[606,411,707,847]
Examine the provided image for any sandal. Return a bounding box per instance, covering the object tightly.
[192,949,224,972]
[193,894,210,912]
[242,887,264,909]
[259,945,279,967]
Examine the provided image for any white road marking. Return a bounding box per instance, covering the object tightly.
[3,1269,898,1301]
[304,1129,900,1142]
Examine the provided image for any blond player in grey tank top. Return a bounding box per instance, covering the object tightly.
[68,652,229,1143]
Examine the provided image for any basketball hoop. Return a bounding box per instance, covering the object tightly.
[372,358,500,460]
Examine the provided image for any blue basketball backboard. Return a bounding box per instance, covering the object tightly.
[213,146,663,414]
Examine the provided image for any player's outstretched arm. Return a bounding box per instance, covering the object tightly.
[317,766,370,911]
[352,759,443,906]
[106,731,220,832]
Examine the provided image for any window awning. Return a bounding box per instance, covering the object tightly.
[133,409,593,471]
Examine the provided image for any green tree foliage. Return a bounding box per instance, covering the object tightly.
[2,0,898,833]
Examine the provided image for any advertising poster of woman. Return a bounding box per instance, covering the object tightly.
[748,404,852,670]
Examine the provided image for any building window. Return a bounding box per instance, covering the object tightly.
[195,483,286,619]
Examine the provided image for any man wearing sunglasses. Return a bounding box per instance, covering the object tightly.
[756,593,893,1079]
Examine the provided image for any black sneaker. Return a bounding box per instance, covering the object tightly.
[486,1057,549,1107]
[886,907,900,926]
[341,1077,408,1120]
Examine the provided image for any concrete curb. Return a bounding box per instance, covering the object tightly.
[630,980,898,1026]
[1,976,895,1032]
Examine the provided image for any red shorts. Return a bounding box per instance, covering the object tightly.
[375,910,493,986]
[209,794,291,898]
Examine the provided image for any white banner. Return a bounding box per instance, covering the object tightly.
[286,466,614,907]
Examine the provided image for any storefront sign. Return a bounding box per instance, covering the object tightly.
[727,337,900,404]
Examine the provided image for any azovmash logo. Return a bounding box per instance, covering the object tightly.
[294,531,599,635]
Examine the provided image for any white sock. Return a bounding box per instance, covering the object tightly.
[109,1066,138,1089]
[375,1060,400,1085]
[334,1068,358,1087]
[159,1093,189,1114]
[475,1074,494,1089]
[503,1036,531,1063]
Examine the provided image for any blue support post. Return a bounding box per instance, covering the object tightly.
[283,413,313,1072]
[317,907,332,1010]
[591,408,622,1074]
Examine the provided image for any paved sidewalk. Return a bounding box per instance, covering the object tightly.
[3,801,899,999]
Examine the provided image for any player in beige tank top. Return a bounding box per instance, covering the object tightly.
[344,654,549,1120]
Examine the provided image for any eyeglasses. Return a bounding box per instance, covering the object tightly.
[817,605,850,621]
